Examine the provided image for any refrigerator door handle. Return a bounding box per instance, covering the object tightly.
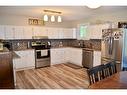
[108,37,112,55]
[110,37,114,55]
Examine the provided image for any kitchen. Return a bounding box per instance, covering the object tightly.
[0,6,127,89]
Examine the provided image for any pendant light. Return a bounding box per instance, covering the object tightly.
[43,10,62,23]
[51,15,55,22]
[57,16,62,22]
[43,14,48,21]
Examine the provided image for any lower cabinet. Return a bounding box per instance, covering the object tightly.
[93,51,101,67]
[65,48,82,66]
[50,48,66,65]
[51,47,101,67]
[13,49,35,71]
[51,48,82,66]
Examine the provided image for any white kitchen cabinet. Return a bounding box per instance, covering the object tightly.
[4,25,15,39]
[14,26,24,39]
[1,25,77,39]
[23,26,33,39]
[51,48,66,65]
[51,47,82,67]
[0,25,5,39]
[13,49,35,70]
[93,51,101,67]
[47,28,59,39]
[58,28,64,39]
[89,24,110,39]
[40,27,48,36]
[66,48,82,66]
[63,28,76,39]
[32,26,40,36]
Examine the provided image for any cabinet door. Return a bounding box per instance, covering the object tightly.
[0,25,5,39]
[23,26,33,39]
[51,49,60,65]
[14,26,24,39]
[58,28,64,39]
[14,51,24,69]
[93,51,101,67]
[32,26,40,36]
[89,24,110,39]
[14,50,35,70]
[63,28,73,39]
[26,50,35,67]
[72,28,77,39]
[51,48,65,65]
[47,28,59,39]
[4,25,15,39]
[89,25,96,39]
[40,27,48,36]
[68,48,82,66]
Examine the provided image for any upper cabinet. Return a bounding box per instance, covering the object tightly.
[0,25,77,40]
[47,27,59,39]
[13,26,24,39]
[89,24,110,39]
[63,28,76,39]
[4,25,15,39]
[23,26,33,39]
[0,25,5,39]
[77,23,111,40]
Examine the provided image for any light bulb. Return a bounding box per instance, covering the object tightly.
[43,14,48,21]
[58,16,62,22]
[51,15,55,22]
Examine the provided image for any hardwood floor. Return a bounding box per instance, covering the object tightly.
[16,63,89,89]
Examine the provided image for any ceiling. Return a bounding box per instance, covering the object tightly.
[0,6,127,21]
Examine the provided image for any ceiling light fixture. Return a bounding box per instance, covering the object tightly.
[43,14,48,21]
[43,10,62,22]
[85,0,101,9]
[87,5,100,9]
[51,15,55,22]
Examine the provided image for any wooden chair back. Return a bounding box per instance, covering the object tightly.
[87,65,105,85]
[103,61,117,78]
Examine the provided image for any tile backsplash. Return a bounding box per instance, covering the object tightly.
[4,39,101,51]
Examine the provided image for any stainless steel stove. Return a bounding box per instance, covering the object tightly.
[31,41,51,68]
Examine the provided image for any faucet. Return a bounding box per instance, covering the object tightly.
[78,41,81,46]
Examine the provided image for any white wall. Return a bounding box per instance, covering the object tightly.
[72,11,127,27]
[0,14,74,28]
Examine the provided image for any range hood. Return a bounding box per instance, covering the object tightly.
[32,36,48,39]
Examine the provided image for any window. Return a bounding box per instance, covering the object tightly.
[80,25,87,38]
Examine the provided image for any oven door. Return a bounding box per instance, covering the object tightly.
[36,49,50,59]
[35,49,50,68]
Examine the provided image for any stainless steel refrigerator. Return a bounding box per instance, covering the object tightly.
[101,28,123,65]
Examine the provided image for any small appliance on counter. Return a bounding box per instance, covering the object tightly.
[0,39,4,51]
[31,41,51,68]
[0,42,3,51]
[3,41,12,51]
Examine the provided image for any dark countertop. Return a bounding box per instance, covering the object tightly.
[12,46,101,51]
[51,46,101,51]
[12,51,20,59]
[0,47,20,59]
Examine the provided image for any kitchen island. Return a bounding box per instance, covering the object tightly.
[0,47,20,89]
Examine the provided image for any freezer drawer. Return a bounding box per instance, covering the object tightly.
[82,50,93,68]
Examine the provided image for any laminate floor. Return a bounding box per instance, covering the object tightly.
[16,63,89,89]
